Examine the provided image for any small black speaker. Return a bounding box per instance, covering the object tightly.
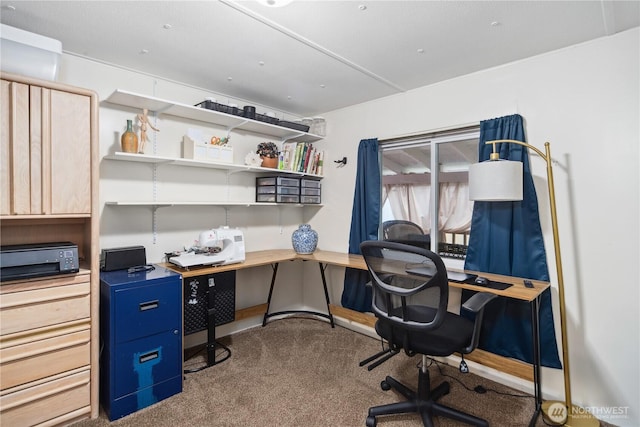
[101,246,146,271]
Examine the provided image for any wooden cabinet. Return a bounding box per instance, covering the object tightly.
[0,72,99,425]
[1,79,91,215]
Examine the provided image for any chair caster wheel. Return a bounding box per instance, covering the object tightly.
[380,380,391,391]
[366,415,377,427]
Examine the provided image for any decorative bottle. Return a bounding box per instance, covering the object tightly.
[121,119,138,153]
[292,224,318,254]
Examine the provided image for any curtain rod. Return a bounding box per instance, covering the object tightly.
[379,122,480,144]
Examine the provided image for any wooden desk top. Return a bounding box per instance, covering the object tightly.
[160,249,298,278]
[297,250,368,270]
[448,269,549,302]
[161,249,547,302]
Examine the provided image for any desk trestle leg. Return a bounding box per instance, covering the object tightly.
[262,261,335,328]
[262,263,280,327]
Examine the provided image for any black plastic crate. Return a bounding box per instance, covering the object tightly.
[278,120,309,132]
[195,100,225,113]
[255,113,279,125]
[195,100,243,116]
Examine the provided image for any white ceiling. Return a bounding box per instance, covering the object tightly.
[1,0,638,117]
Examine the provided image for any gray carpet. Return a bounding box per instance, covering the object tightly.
[76,317,607,427]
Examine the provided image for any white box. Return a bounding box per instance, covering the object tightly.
[0,24,62,81]
[183,136,234,163]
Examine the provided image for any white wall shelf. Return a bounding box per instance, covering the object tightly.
[103,152,323,178]
[103,89,323,142]
[103,153,323,208]
[104,201,321,208]
[103,92,324,235]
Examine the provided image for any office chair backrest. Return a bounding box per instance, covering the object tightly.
[360,240,449,333]
[382,220,424,241]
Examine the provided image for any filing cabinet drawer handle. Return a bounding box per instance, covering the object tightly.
[139,350,159,363]
[139,300,159,311]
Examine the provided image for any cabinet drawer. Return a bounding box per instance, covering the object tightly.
[113,330,181,399]
[0,369,90,426]
[300,187,321,196]
[301,178,321,188]
[108,375,181,421]
[0,329,90,390]
[0,281,90,336]
[113,280,181,343]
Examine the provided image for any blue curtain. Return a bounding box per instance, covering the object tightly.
[463,114,561,369]
[342,138,380,312]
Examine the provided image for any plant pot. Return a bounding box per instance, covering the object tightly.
[261,156,278,168]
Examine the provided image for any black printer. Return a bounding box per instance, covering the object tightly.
[0,242,79,282]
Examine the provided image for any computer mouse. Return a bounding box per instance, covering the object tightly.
[474,277,489,286]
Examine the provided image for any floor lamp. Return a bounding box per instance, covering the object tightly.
[468,140,597,427]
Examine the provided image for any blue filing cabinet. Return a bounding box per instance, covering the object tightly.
[100,266,182,421]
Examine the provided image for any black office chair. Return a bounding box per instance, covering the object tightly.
[382,220,430,249]
[382,220,423,240]
[359,240,496,427]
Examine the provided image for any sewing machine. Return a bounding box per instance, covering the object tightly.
[168,227,245,268]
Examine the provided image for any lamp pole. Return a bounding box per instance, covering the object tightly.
[485,140,596,427]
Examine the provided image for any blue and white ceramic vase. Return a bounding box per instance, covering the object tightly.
[292,224,318,254]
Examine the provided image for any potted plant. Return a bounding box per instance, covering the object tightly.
[256,142,279,168]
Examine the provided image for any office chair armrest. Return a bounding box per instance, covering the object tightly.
[461,291,497,314]
[461,292,497,354]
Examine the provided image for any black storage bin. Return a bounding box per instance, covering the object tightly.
[256,176,301,203]
[255,113,279,125]
[278,120,309,132]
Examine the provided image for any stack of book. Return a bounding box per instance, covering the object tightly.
[279,142,324,176]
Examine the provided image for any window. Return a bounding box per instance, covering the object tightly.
[380,125,480,261]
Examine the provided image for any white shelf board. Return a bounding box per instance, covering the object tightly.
[105,201,320,208]
[104,152,323,178]
[103,89,323,142]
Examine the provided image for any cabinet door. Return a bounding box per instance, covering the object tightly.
[0,80,30,215]
[0,81,92,215]
[49,89,91,214]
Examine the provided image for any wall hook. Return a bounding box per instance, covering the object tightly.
[334,157,347,167]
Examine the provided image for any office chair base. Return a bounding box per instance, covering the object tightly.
[366,369,488,427]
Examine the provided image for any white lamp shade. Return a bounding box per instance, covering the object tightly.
[468,160,523,201]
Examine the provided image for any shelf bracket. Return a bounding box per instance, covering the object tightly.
[226,120,249,138]
[281,132,304,144]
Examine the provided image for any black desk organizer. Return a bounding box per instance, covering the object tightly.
[183,271,236,368]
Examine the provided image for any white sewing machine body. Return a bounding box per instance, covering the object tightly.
[169,227,245,268]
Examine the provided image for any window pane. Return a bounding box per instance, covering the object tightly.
[380,129,479,260]
[381,143,432,239]
[436,138,478,259]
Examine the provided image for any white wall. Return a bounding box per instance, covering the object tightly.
[57,55,310,344]
[315,28,639,425]
[55,27,638,425]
